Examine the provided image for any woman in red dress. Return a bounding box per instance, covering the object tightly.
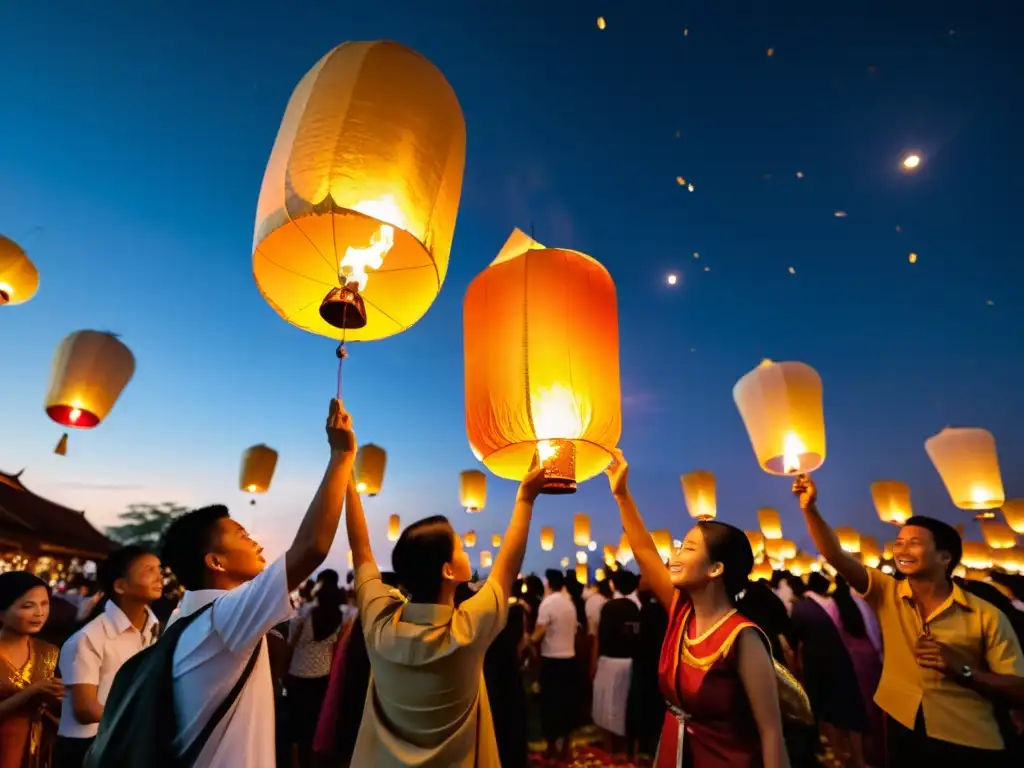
[606,451,790,768]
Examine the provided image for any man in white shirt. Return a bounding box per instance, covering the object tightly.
[531,569,580,764]
[159,399,356,767]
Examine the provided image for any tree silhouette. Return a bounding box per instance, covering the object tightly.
[106,502,189,548]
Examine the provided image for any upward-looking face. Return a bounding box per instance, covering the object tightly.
[446,528,473,584]
[893,525,947,577]
[205,518,267,584]
[116,553,165,604]
[668,526,723,589]
[0,586,50,635]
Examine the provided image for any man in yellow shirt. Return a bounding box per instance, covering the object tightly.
[793,475,1024,767]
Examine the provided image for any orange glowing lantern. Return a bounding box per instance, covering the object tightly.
[573,514,591,547]
[991,547,1023,574]
[652,530,673,562]
[387,515,401,542]
[253,41,465,342]
[0,235,39,306]
[733,360,826,475]
[355,444,386,495]
[44,331,135,455]
[871,480,912,525]
[835,527,861,554]
[751,560,774,581]
[961,542,992,570]
[758,508,783,540]
[463,230,621,494]
[1002,500,1024,535]
[860,536,881,568]
[595,567,606,582]
[616,533,633,565]
[480,551,493,569]
[745,531,765,557]
[459,470,487,512]
[240,444,279,497]
[575,563,588,584]
[464,530,477,548]
[787,552,816,577]
[979,520,1016,550]
[925,427,1004,511]
[540,527,555,552]
[883,541,894,561]
[681,470,716,520]
[491,533,501,548]
[603,545,616,567]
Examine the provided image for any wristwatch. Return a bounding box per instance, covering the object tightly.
[960,664,973,681]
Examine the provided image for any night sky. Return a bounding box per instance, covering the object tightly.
[1,2,1021,574]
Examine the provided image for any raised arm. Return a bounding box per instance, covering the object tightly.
[345,477,374,572]
[490,462,545,601]
[792,475,868,595]
[605,450,674,611]
[286,399,356,591]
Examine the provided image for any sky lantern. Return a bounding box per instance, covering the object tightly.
[459,470,487,512]
[463,229,622,494]
[464,530,477,548]
[480,551,493,569]
[733,360,826,476]
[491,533,501,548]
[745,530,765,557]
[616,533,633,565]
[835,527,861,554]
[595,567,606,582]
[871,480,912,525]
[253,41,465,353]
[883,541,894,560]
[575,551,588,565]
[979,520,1016,550]
[44,331,135,455]
[575,563,588,584]
[387,515,401,542]
[681,470,716,520]
[355,444,386,495]
[961,541,992,571]
[540,527,554,551]
[860,536,881,568]
[758,507,783,540]
[751,560,774,581]
[1001,499,1024,535]
[925,427,1004,512]
[0,235,39,306]
[651,530,673,562]
[573,514,591,546]
[992,547,1023,574]
[603,545,616,567]
[240,444,278,503]
[787,553,815,577]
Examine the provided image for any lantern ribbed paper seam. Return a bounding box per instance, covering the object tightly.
[925,427,1004,510]
[240,445,279,493]
[45,331,136,428]
[0,236,39,305]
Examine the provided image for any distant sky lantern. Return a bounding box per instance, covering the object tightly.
[588,540,597,551]
[758,507,783,540]
[45,331,135,456]
[464,229,621,494]
[576,551,588,565]
[595,567,606,582]
[603,545,616,567]
[492,533,501,548]
[459,470,487,512]
[540,527,554,552]
[464,530,476,548]
[0,235,39,306]
[596,16,606,30]
[667,273,678,286]
[733,360,825,476]
[480,551,493,569]
[835,528,861,554]
[1002,499,1024,535]
[925,427,1004,512]
[751,560,774,581]
[652,530,673,562]
[253,41,465,348]
[573,514,591,547]
[883,541,894,560]
[745,530,765,557]
[900,152,922,173]
[860,536,881,568]
[992,547,1023,574]
[787,553,814,577]
[961,541,992,571]
[871,480,912,525]
[387,515,401,542]
[240,444,279,501]
[979,520,1016,550]
[575,563,588,584]
[355,444,386,495]
[681,470,716,520]
[616,533,633,565]
[560,557,570,568]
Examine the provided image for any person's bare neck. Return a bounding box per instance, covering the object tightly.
[907,572,951,611]
[202,571,248,593]
[687,582,733,634]
[436,581,457,607]
[0,628,30,652]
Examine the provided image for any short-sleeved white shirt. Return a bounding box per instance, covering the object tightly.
[57,601,160,738]
[585,593,608,636]
[537,590,577,659]
[170,556,294,767]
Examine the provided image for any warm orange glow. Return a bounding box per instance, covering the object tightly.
[860,536,881,568]
[616,533,633,565]
[464,530,477,548]
[355,444,387,495]
[681,471,716,520]
[573,514,591,547]
[459,470,487,511]
[253,41,465,342]
[540,527,555,551]
[901,152,922,171]
[871,480,912,525]
[480,551,493,569]
[575,563,588,584]
[652,530,673,562]
[667,273,678,286]
[347,550,353,569]
[240,444,279,494]
[491,534,501,548]
[45,331,135,431]
[387,515,401,542]
[1002,499,1024,535]
[765,538,797,562]
[925,427,1004,510]
[758,507,783,540]
[961,541,992,570]
[0,235,39,306]
[835,527,861,554]
[603,545,616,567]
[745,530,765,556]
[979,520,1016,550]
[595,567,606,582]
[751,560,774,581]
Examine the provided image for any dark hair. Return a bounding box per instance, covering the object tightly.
[160,505,231,591]
[806,572,831,596]
[565,570,583,598]
[611,568,638,596]
[734,580,794,664]
[597,578,614,599]
[317,569,340,588]
[310,583,344,641]
[903,516,962,576]
[0,572,48,611]
[696,521,754,601]
[832,575,867,638]
[98,546,152,597]
[299,579,315,602]
[784,573,808,597]
[391,515,456,603]
[545,569,565,592]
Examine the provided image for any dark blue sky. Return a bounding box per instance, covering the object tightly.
[1,2,1021,572]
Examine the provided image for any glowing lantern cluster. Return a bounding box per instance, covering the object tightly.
[733,360,826,475]
[745,530,765,557]
[240,444,279,495]
[652,530,673,562]
[253,41,466,342]
[681,470,716,520]
[575,563,588,584]
[787,552,816,577]
[758,508,783,540]
[573,514,591,547]
[355,444,386,495]
[1001,499,1024,535]
[480,551,493,569]
[871,480,912,525]
[463,229,621,494]
[960,541,992,571]
[464,530,477,548]
[603,545,616,567]
[459,470,487,512]
[540,527,555,552]
[925,427,1004,511]
[491,533,501,548]
[751,560,774,581]
[0,235,39,306]
[765,538,796,562]
[979,520,1016,550]
[387,515,401,542]
[991,547,1023,574]
[835,527,861,554]
[860,536,882,568]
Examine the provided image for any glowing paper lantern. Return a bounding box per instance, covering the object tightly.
[924,427,1004,510]
[459,470,487,512]
[540,527,554,551]
[751,560,774,581]
[240,445,279,494]
[387,515,401,542]
[883,541,894,561]
[355,444,386,495]
[576,551,588,565]
[595,567,606,582]
[979,520,1016,550]
[745,530,765,557]
[991,547,1023,574]
[835,527,861,554]
[491,533,501,548]
[616,533,633,565]
[961,541,992,570]
[575,563,588,584]
[603,545,616,567]
[573,514,591,547]
[681,470,716,520]
[1002,500,1024,535]
[253,41,465,342]
[758,508,783,540]
[871,480,912,525]
[733,360,826,475]
[652,530,673,562]
[464,530,477,548]
[0,235,39,306]
[860,536,881,568]
[765,538,796,562]
[480,551,493,569]
[464,230,621,494]
[787,553,815,577]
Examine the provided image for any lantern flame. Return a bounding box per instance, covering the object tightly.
[531,383,588,442]
[356,481,367,493]
[69,408,82,423]
[782,431,806,474]
[246,484,258,493]
[339,196,404,291]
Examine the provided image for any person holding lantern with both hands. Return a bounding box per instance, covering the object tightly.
[792,473,1024,767]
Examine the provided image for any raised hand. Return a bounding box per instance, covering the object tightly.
[792,473,817,511]
[326,398,356,456]
[605,449,630,497]
[517,455,546,503]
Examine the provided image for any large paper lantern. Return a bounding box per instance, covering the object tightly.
[491,533,501,548]
[652,530,673,562]
[464,530,477,548]
[961,541,992,570]
[835,527,861,554]
[860,536,881,568]
[681,471,716,520]
[355,444,386,495]
[540,527,555,552]
[871,480,912,525]
[979,520,1016,550]
[1002,499,1024,535]
[464,230,621,494]
[733,360,826,475]
[0,236,39,306]
[751,560,774,581]
[745,531,765,557]
[240,445,278,494]
[925,427,1004,511]
[575,563,588,585]
[480,551,493,569]
[253,41,465,342]
[573,514,591,547]
[387,515,401,542]
[459,470,487,512]
[758,508,783,540]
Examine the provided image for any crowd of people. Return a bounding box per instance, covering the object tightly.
[1,399,1023,767]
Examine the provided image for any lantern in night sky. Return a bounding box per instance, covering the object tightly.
[253,41,465,342]
[464,530,477,548]
[979,520,1016,550]
[745,530,765,557]
[681,470,716,520]
[860,536,881,568]
[355,444,386,495]
[45,331,135,455]
[961,541,992,571]
[603,545,616,567]
[616,533,633,565]
[480,551,493,569]
[573,514,591,547]
[0,235,39,306]
[459,470,487,512]
[595,567,606,582]
[883,541,894,560]
[240,444,279,501]
[765,538,796,562]
[540,527,554,552]
[652,530,673,562]
[835,527,861,554]
[733,360,826,475]
[1002,500,1024,535]
[871,480,912,525]
[464,229,621,494]
[925,427,1004,512]
[758,508,783,540]
[575,563,588,585]
[387,515,401,542]
[491,533,501,548]
[751,560,774,581]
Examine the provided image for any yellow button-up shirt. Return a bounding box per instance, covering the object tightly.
[861,569,1024,750]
